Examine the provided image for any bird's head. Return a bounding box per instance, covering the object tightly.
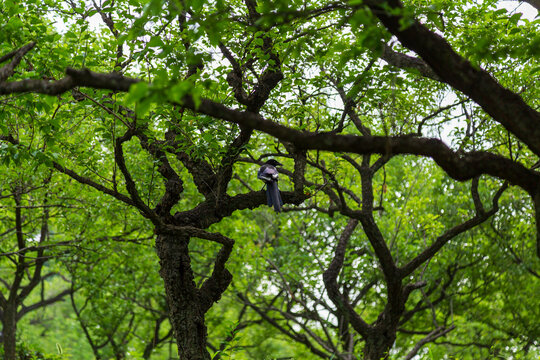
[265,159,283,167]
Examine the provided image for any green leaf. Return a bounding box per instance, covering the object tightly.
[126,82,149,104]
[148,36,164,48]
[168,80,193,103]
[253,37,264,46]
[135,97,153,117]
[530,66,540,75]
[508,12,522,25]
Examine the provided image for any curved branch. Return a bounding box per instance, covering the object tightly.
[356,213,398,285]
[404,325,456,360]
[17,288,72,320]
[237,293,331,359]
[381,44,440,81]
[160,225,234,246]
[399,181,508,277]
[364,0,540,156]
[137,131,184,218]
[166,97,540,197]
[158,225,234,314]
[114,129,160,225]
[174,189,308,228]
[0,67,139,95]
[0,42,36,81]
[323,219,371,338]
[52,161,136,207]
[199,240,234,313]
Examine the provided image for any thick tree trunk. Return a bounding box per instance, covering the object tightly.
[155,233,211,360]
[2,302,17,360]
[363,329,395,360]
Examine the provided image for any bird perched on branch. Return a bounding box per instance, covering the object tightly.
[258,159,284,212]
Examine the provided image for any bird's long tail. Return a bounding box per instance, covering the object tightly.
[266,181,283,212]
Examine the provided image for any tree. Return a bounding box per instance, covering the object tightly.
[231,159,513,359]
[1,1,307,358]
[0,170,73,360]
[1,0,539,358]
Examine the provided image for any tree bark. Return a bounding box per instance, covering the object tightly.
[155,233,211,360]
[363,328,395,360]
[2,302,17,360]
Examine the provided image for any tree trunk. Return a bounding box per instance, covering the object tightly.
[363,329,395,360]
[155,233,211,360]
[2,302,17,360]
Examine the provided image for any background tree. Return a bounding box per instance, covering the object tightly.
[0,169,73,360]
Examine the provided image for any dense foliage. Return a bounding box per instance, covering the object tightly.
[0,0,539,359]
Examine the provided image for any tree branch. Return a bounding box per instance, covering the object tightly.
[114,129,161,225]
[179,97,540,197]
[323,219,371,338]
[364,0,540,156]
[137,131,184,218]
[399,181,508,277]
[404,325,456,360]
[381,44,440,81]
[17,288,73,320]
[0,42,36,81]
[237,293,331,359]
[158,225,235,313]
[0,67,139,95]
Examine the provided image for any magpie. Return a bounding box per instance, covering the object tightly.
[258,159,284,212]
